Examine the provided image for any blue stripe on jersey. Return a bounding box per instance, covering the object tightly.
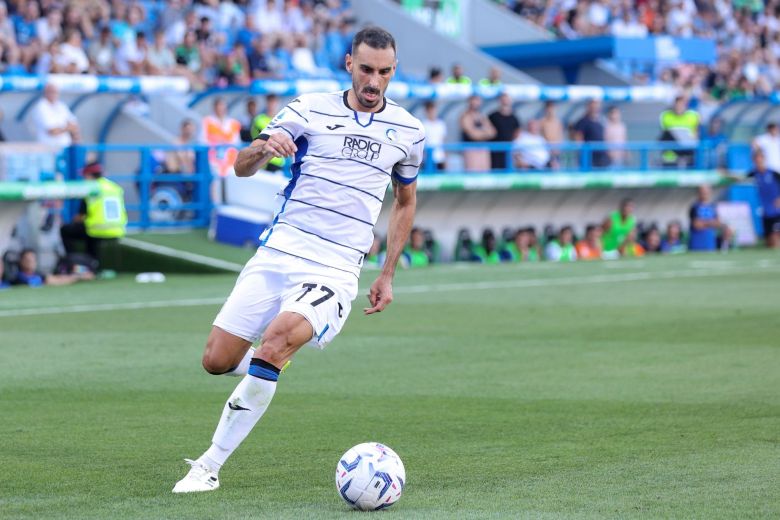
[413,137,425,145]
[392,172,418,185]
[372,118,420,130]
[307,153,390,177]
[310,109,350,118]
[261,136,309,246]
[300,173,383,202]
[275,221,367,254]
[287,105,309,123]
[397,162,422,168]
[316,324,330,342]
[288,198,373,226]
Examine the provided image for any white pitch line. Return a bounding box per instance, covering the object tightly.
[0,264,777,318]
[120,237,244,272]
[394,267,727,293]
[0,297,226,318]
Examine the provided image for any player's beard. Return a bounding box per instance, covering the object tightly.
[354,84,382,109]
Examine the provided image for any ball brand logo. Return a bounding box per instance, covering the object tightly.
[342,136,382,161]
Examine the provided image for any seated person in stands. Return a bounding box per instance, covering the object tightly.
[474,229,501,264]
[545,226,577,262]
[403,227,431,267]
[642,226,663,254]
[454,228,479,262]
[12,249,93,287]
[689,185,731,252]
[602,198,636,257]
[0,261,10,289]
[502,227,540,262]
[60,162,127,263]
[575,224,603,260]
[661,220,687,254]
[619,228,645,257]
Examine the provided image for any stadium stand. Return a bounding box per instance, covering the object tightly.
[1,0,779,285]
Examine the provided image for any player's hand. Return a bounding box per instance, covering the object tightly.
[262,133,297,159]
[364,275,393,315]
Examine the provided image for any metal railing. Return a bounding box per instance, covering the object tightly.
[63,144,218,230]
[422,140,739,174]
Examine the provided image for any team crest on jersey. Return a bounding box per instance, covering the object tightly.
[342,136,382,161]
[272,109,286,123]
[386,128,398,142]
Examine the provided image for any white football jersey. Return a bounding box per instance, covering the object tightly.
[257,91,425,277]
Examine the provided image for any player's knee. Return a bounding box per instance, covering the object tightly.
[201,349,233,375]
[201,339,233,375]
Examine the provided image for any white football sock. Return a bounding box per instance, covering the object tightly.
[198,359,280,471]
[226,347,256,377]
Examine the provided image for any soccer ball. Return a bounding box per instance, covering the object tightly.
[335,442,406,511]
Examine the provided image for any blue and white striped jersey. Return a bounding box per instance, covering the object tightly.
[257,90,425,277]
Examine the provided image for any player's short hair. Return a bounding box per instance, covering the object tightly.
[351,26,396,55]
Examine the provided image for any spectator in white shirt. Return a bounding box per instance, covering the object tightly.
[147,30,176,75]
[513,119,550,170]
[31,83,80,149]
[753,123,780,173]
[290,34,318,75]
[115,31,147,76]
[421,101,447,171]
[35,7,62,47]
[254,1,283,36]
[57,30,90,74]
[611,10,648,38]
[88,26,116,75]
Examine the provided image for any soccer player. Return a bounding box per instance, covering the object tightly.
[173,26,424,493]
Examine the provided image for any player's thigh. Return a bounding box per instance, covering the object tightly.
[280,266,357,349]
[213,249,285,345]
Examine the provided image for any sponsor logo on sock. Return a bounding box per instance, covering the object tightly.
[228,401,250,411]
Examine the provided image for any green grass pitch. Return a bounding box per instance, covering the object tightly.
[1,251,779,519]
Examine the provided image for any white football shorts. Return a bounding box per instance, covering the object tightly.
[213,246,358,348]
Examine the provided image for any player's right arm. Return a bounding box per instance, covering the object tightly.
[234,96,310,177]
[234,134,297,177]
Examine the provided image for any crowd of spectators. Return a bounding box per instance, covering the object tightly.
[364,192,742,270]
[493,0,780,102]
[420,93,678,172]
[0,0,355,88]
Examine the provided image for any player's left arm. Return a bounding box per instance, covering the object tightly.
[364,127,425,315]
[364,178,417,315]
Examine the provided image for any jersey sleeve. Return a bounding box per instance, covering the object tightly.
[392,128,425,185]
[256,96,311,143]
